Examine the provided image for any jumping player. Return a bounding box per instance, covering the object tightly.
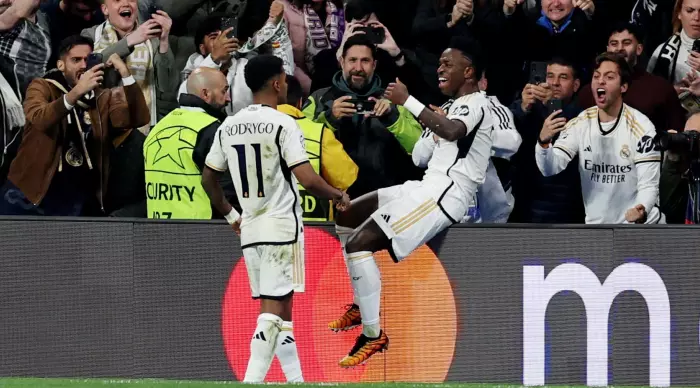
[329,37,495,368]
[201,55,351,382]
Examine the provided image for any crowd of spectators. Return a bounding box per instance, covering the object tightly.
[1,0,699,224]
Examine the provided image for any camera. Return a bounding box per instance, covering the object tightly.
[350,98,376,115]
[655,131,700,157]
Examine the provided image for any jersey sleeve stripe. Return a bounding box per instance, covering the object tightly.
[553,144,574,159]
[348,252,373,261]
[634,157,662,164]
[288,159,311,169]
[205,162,226,172]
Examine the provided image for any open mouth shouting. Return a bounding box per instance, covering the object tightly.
[438,76,448,89]
[117,7,134,24]
[595,88,607,104]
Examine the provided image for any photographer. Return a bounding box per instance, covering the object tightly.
[303,34,423,198]
[659,114,700,223]
[509,58,585,223]
[0,35,150,216]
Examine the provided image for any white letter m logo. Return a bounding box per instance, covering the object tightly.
[523,263,670,387]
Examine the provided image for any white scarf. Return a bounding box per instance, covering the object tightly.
[239,19,295,76]
[0,71,24,129]
[92,21,156,133]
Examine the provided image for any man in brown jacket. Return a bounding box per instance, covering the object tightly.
[0,34,150,216]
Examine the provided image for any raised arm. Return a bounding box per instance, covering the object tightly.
[0,0,38,31]
[535,111,580,176]
[384,78,467,141]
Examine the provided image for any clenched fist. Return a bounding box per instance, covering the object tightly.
[384,78,409,105]
[503,0,524,15]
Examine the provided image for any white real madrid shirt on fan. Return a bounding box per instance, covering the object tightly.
[205,104,308,248]
[535,104,663,224]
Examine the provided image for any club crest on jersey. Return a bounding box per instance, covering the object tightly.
[620,144,631,159]
[451,106,470,116]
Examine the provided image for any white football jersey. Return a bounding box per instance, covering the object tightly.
[485,93,521,159]
[206,105,308,248]
[419,92,495,203]
[536,104,663,224]
[462,93,521,223]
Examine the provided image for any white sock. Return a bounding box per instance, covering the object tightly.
[275,321,303,382]
[346,251,381,338]
[336,225,359,306]
[243,313,282,383]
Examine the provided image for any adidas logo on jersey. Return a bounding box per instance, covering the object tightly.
[253,331,267,341]
[584,145,592,152]
[282,336,296,345]
[381,214,391,223]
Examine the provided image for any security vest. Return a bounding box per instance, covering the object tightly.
[144,109,217,220]
[295,117,332,221]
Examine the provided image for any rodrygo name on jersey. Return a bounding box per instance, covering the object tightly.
[206,105,308,248]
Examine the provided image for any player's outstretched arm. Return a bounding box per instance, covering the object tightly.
[202,166,241,230]
[292,163,351,211]
[384,78,467,142]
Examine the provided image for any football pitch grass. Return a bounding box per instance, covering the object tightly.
[0,380,665,388]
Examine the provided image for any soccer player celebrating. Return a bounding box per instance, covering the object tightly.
[201,55,351,383]
[328,37,495,367]
[536,52,664,224]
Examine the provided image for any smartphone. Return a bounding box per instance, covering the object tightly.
[693,40,700,53]
[529,61,548,85]
[547,98,563,116]
[357,26,385,45]
[220,16,239,39]
[147,4,161,19]
[86,53,103,70]
[350,98,377,115]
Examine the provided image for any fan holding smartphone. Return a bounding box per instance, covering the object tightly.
[336,8,405,65]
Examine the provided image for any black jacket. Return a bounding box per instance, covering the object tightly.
[305,73,424,198]
[505,8,609,89]
[509,98,585,223]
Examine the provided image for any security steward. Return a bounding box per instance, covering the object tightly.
[144,67,232,219]
[279,75,358,221]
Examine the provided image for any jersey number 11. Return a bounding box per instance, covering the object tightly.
[232,143,265,198]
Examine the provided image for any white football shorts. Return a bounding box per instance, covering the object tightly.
[371,179,467,262]
[242,234,305,299]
